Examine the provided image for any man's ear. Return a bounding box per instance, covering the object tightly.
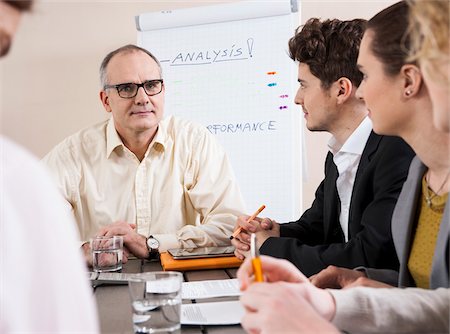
[335,77,353,104]
[401,64,422,99]
[100,90,112,113]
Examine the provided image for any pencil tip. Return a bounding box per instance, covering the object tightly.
[229,236,234,240]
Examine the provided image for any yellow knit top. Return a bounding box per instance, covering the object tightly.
[407,176,448,288]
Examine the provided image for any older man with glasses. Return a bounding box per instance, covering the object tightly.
[43,44,246,266]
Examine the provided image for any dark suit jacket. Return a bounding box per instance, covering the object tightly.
[260,132,415,276]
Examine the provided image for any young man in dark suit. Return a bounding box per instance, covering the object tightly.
[231,18,415,276]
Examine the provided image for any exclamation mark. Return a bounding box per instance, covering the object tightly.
[247,38,254,57]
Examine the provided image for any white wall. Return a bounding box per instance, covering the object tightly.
[1,0,394,212]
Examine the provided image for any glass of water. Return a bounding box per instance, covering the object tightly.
[128,272,183,333]
[91,236,123,272]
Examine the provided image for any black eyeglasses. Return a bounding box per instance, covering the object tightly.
[104,79,164,99]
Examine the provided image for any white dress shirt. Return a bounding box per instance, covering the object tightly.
[328,117,372,241]
[43,115,246,251]
[1,136,99,333]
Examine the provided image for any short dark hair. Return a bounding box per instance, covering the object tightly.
[288,18,366,89]
[99,44,161,87]
[367,1,412,76]
[4,0,33,11]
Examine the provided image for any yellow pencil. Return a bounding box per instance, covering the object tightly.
[250,233,264,282]
[230,204,266,240]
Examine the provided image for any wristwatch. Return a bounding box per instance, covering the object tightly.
[146,235,160,259]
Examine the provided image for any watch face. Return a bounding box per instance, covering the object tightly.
[147,238,159,250]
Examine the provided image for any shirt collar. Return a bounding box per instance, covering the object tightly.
[328,116,373,156]
[106,118,124,158]
[106,116,169,159]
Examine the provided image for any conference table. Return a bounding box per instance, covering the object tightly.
[93,258,245,334]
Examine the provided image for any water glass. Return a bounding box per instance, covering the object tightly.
[128,272,183,333]
[91,236,123,272]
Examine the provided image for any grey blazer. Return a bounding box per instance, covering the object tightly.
[367,156,449,288]
[393,156,449,288]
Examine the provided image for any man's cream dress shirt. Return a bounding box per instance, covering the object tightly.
[43,115,246,251]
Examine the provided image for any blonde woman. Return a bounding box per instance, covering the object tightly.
[408,0,449,132]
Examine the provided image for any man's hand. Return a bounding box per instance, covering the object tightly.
[345,277,394,289]
[81,240,130,268]
[309,265,366,289]
[255,221,280,247]
[231,216,279,260]
[97,221,149,259]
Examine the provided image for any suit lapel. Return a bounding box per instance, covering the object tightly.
[353,131,381,181]
[346,132,381,239]
[395,158,426,286]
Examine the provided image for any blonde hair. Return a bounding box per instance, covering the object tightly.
[408,0,449,81]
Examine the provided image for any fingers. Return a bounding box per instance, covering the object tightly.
[123,246,131,262]
[241,310,262,334]
[236,215,263,233]
[344,276,392,289]
[237,255,307,290]
[123,234,148,259]
[231,231,251,253]
[122,248,130,264]
[95,222,148,259]
[310,265,367,289]
[310,265,343,288]
[234,248,249,261]
[97,221,133,238]
[240,283,271,311]
[240,284,283,334]
[103,226,131,238]
[234,249,244,261]
[260,218,274,230]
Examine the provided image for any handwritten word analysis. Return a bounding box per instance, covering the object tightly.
[207,121,276,134]
[164,38,255,66]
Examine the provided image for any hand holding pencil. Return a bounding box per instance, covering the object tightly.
[230,204,266,240]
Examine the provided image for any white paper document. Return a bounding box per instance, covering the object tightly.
[181,301,244,325]
[181,278,241,300]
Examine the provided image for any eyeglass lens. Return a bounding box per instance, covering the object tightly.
[117,80,162,98]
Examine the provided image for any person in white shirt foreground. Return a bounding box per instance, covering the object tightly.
[237,1,449,333]
[0,1,99,332]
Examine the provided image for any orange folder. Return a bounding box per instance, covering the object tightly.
[160,252,243,271]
